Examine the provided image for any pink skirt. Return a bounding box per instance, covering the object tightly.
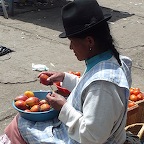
[3,114,27,144]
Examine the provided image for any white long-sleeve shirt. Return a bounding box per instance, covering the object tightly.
[59,73,127,144]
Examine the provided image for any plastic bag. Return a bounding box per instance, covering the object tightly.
[32,63,49,71]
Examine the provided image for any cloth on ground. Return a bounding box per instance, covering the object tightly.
[0,45,14,56]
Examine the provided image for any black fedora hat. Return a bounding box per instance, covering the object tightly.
[59,0,112,38]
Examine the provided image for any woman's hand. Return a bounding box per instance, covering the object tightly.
[38,72,65,85]
[46,92,67,111]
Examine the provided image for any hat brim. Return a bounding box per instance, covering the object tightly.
[59,14,112,38]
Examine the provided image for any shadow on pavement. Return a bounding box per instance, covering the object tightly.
[1,0,135,33]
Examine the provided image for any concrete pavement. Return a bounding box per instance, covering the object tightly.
[0,0,144,135]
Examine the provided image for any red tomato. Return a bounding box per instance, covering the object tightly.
[75,72,81,77]
[129,94,138,102]
[68,71,75,74]
[39,74,49,85]
[24,109,31,112]
[133,90,140,96]
[134,88,140,92]
[40,103,51,112]
[130,88,134,95]
[15,100,27,110]
[128,101,135,108]
[55,82,61,87]
[142,93,144,99]
[137,93,143,101]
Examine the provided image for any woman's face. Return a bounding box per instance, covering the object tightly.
[68,37,94,61]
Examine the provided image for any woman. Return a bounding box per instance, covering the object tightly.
[0,0,140,143]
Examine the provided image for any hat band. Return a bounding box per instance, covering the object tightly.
[64,20,98,37]
[64,25,85,37]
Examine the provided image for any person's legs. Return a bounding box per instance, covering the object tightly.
[4,114,27,144]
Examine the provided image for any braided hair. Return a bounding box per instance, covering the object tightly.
[94,21,122,66]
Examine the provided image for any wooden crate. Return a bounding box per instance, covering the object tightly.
[127,102,139,125]
[135,99,144,123]
[127,99,144,125]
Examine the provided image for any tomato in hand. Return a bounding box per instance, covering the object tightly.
[39,74,49,85]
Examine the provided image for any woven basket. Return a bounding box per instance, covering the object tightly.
[125,123,144,141]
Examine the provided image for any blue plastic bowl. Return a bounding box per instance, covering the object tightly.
[12,91,59,122]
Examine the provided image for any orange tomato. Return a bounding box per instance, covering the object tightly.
[24,91,34,98]
[39,74,49,85]
[128,101,135,108]
[15,100,27,110]
[24,109,31,112]
[134,88,140,92]
[30,105,40,112]
[130,88,134,95]
[68,71,81,77]
[142,93,144,99]
[68,71,75,74]
[25,97,40,107]
[129,94,138,102]
[75,72,81,77]
[137,93,143,101]
[133,90,140,96]
[40,103,51,112]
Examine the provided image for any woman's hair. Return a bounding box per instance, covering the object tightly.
[71,21,122,66]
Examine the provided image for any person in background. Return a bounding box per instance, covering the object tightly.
[0,0,141,143]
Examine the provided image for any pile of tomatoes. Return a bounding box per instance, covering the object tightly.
[14,91,51,112]
[128,87,144,108]
[68,71,81,77]
[129,87,144,102]
[54,71,81,97]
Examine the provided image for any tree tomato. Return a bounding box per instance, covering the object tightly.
[30,105,40,112]
[25,97,40,107]
[39,74,49,85]
[40,103,50,112]
[55,82,61,87]
[24,91,34,98]
[15,100,27,110]
[128,101,135,108]
[75,72,81,77]
[68,71,75,74]
[142,93,144,99]
[130,88,134,95]
[24,109,31,112]
[134,88,140,92]
[137,93,143,101]
[129,94,138,102]
[133,90,140,96]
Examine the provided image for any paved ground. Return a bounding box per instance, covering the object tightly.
[0,0,144,135]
